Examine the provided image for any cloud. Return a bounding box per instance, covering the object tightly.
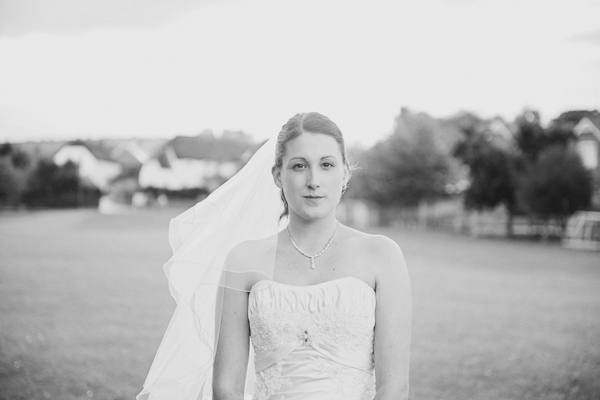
[0,0,205,37]
[570,27,600,46]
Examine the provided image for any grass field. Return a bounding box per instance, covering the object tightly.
[1,209,599,400]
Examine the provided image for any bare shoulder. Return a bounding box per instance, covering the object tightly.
[222,234,279,290]
[343,227,403,259]
[226,233,278,266]
[342,228,406,285]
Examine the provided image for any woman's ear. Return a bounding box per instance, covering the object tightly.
[343,166,350,186]
[272,165,282,189]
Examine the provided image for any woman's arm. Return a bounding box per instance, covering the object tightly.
[372,236,412,400]
[212,248,252,400]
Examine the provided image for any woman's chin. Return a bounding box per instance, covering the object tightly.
[291,206,336,222]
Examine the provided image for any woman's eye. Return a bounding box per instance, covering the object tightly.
[322,162,334,168]
[293,164,306,170]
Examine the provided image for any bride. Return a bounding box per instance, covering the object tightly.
[138,112,411,400]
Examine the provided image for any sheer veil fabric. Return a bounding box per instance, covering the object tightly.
[137,136,286,400]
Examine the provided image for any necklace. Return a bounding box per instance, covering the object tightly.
[286,221,339,269]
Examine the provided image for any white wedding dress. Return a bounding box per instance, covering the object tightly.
[248,276,376,400]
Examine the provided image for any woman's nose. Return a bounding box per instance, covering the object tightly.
[306,169,320,189]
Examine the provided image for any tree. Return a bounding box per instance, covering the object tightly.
[455,139,516,209]
[451,112,518,235]
[0,143,30,207]
[514,110,547,163]
[518,146,593,225]
[0,159,20,206]
[361,109,455,207]
[22,160,81,208]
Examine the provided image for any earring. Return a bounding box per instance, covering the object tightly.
[341,183,349,194]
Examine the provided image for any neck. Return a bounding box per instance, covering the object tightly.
[286,215,339,253]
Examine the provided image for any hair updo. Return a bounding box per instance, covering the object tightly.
[274,112,351,220]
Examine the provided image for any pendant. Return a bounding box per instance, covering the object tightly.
[310,257,316,269]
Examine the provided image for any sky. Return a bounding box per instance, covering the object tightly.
[1,0,599,146]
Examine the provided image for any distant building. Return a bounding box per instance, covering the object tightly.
[110,142,150,171]
[138,133,255,192]
[574,116,600,208]
[574,117,600,171]
[484,118,515,151]
[53,140,122,192]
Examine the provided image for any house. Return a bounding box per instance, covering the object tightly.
[53,140,122,192]
[574,116,600,208]
[484,118,515,151]
[138,133,255,192]
[110,142,150,172]
[574,117,600,171]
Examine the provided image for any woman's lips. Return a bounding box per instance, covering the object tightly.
[303,195,324,203]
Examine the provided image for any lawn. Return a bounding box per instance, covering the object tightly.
[0,209,599,400]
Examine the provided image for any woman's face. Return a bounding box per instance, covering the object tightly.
[273,132,348,222]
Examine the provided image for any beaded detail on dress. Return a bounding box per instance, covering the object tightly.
[254,361,293,400]
[248,277,376,400]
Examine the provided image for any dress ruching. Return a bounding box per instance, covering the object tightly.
[248,277,376,400]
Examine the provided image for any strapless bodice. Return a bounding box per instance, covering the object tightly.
[248,277,376,400]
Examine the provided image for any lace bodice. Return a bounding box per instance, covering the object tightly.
[248,276,376,400]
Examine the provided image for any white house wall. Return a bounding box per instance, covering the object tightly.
[574,118,600,171]
[138,159,171,189]
[53,146,122,191]
[138,157,238,191]
[171,158,210,190]
[577,140,598,169]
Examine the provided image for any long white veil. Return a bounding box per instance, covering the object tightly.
[137,136,286,400]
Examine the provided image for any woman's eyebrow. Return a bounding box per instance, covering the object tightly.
[288,155,339,162]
